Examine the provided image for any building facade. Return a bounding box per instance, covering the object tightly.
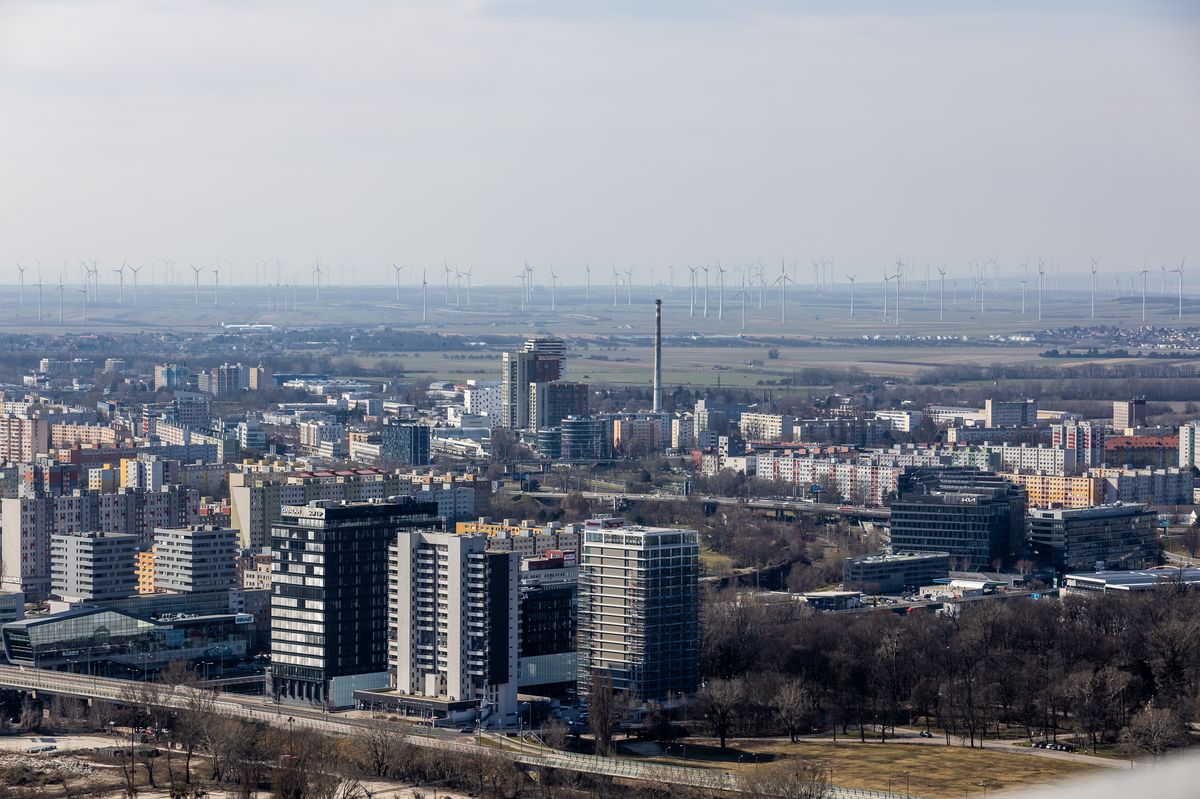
[577,517,699,702]
[269,498,440,708]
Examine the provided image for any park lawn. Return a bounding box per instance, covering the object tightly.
[628,739,1101,799]
[698,546,735,574]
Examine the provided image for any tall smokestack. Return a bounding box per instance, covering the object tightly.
[653,298,663,413]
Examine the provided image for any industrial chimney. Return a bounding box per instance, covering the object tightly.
[653,298,663,412]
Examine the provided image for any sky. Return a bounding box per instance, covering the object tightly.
[1,0,1197,284]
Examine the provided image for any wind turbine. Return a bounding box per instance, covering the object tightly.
[846,274,857,318]
[15,262,27,308]
[463,266,473,307]
[442,262,453,303]
[733,283,748,331]
[892,267,902,326]
[190,265,204,306]
[1090,259,1098,320]
[549,268,558,311]
[452,269,463,308]
[391,263,407,303]
[421,269,428,323]
[313,260,325,303]
[624,269,634,305]
[882,271,891,321]
[1139,268,1149,323]
[111,263,128,304]
[129,265,142,305]
[78,287,88,324]
[55,279,65,324]
[1037,261,1045,322]
[611,266,620,308]
[584,262,591,301]
[773,267,794,323]
[687,265,697,317]
[213,268,220,306]
[937,267,946,322]
[701,265,710,318]
[716,264,725,320]
[33,274,43,322]
[1171,258,1186,320]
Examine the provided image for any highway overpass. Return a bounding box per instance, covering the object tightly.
[0,663,910,799]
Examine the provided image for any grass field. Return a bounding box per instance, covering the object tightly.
[627,738,1102,798]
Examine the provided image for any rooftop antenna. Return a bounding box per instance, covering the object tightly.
[846,273,857,318]
[391,263,407,303]
[190,264,204,306]
[1090,258,1098,319]
[652,298,664,412]
[15,262,27,308]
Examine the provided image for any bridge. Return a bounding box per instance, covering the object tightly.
[0,664,914,799]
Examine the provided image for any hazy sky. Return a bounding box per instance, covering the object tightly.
[1,0,1197,283]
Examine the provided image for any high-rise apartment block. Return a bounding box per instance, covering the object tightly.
[50,531,139,602]
[0,415,50,463]
[1,486,197,600]
[152,526,239,594]
[577,517,700,702]
[1052,421,1106,469]
[1112,399,1147,431]
[380,420,431,466]
[269,498,440,708]
[1180,421,1200,469]
[984,399,1038,428]
[528,381,588,431]
[388,530,518,720]
[739,412,795,443]
[154,364,192,391]
[501,338,564,429]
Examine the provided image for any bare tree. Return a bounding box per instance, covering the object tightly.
[1121,705,1187,760]
[588,670,621,757]
[773,680,812,742]
[542,717,569,750]
[744,759,831,799]
[694,678,744,749]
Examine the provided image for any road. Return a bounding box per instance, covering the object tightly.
[0,664,911,799]
[516,489,891,520]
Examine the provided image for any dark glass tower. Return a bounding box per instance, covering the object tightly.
[269,497,438,708]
